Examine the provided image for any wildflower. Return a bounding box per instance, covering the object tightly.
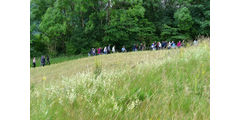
[127,101,135,110]
[42,76,47,81]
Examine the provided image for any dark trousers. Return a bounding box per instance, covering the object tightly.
[33,63,36,68]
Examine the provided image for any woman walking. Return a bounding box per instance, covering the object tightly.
[33,57,36,68]
[97,48,101,55]
[177,41,181,48]
[104,47,108,54]
[112,45,115,53]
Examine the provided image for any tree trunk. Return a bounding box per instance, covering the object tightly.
[81,12,84,27]
[106,0,111,24]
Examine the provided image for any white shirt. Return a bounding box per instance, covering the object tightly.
[159,42,162,47]
[104,47,107,52]
[112,46,115,52]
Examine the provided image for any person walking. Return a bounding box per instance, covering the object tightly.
[112,45,115,53]
[143,43,146,50]
[33,57,36,68]
[41,56,45,67]
[193,39,198,46]
[107,44,111,54]
[167,42,171,49]
[101,47,104,54]
[92,48,96,56]
[171,41,176,49]
[139,43,143,51]
[151,43,156,50]
[158,42,162,49]
[104,46,108,54]
[132,44,136,51]
[181,40,185,47]
[162,41,167,48]
[177,41,181,48]
[88,50,91,56]
[121,46,127,52]
[97,48,101,55]
[46,55,50,65]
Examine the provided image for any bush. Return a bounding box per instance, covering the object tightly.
[66,42,77,55]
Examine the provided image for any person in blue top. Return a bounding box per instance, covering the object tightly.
[41,56,45,67]
[132,44,136,51]
[171,41,176,49]
[122,46,127,52]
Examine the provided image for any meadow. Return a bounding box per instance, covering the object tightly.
[30,38,210,120]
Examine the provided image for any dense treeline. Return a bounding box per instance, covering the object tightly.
[30,0,209,57]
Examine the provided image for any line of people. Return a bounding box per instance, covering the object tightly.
[88,40,199,56]
[32,55,50,68]
[88,45,115,56]
[32,40,198,67]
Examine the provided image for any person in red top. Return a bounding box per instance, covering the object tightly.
[177,41,181,48]
[97,48,101,55]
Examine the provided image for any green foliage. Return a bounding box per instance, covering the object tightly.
[66,42,77,55]
[30,0,210,56]
[104,4,157,49]
[174,7,193,31]
[161,24,178,41]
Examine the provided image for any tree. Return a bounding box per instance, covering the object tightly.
[30,0,210,56]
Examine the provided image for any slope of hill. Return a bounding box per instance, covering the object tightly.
[31,38,210,120]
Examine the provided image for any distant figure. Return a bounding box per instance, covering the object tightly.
[97,48,101,55]
[181,40,185,47]
[139,43,143,51]
[112,45,115,53]
[88,50,91,56]
[104,46,108,54]
[151,43,156,50]
[158,42,162,49]
[143,43,146,50]
[101,47,104,54]
[41,56,45,67]
[92,48,96,56]
[193,40,198,46]
[156,42,159,50]
[33,57,36,68]
[107,44,111,54]
[171,41,176,49]
[168,42,171,49]
[133,44,138,51]
[46,56,50,65]
[154,41,157,49]
[121,46,127,52]
[177,41,181,48]
[162,41,167,48]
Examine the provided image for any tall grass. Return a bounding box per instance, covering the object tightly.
[31,38,210,120]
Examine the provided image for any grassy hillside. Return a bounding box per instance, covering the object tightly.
[30,38,210,120]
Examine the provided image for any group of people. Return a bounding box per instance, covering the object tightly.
[88,45,116,56]
[32,40,199,67]
[32,55,50,68]
[88,40,198,56]
[150,40,185,50]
